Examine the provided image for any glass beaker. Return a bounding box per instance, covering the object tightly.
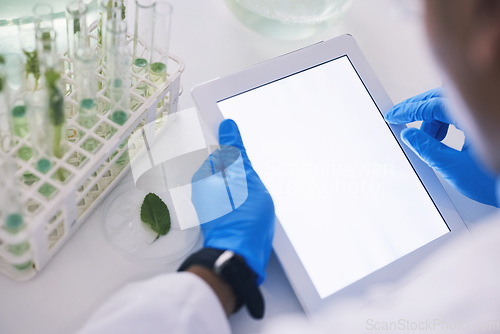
[225,0,353,40]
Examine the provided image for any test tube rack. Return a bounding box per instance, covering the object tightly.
[0,25,185,281]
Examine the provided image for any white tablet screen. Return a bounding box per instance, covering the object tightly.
[217,56,449,299]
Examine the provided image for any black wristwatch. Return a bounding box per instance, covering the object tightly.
[178,248,264,319]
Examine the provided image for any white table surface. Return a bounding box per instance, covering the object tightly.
[1,1,499,333]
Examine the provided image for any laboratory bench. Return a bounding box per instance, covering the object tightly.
[0,0,498,333]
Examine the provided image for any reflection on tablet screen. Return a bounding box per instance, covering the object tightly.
[217,56,449,299]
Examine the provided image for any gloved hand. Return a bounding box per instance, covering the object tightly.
[191,119,275,284]
[385,88,498,207]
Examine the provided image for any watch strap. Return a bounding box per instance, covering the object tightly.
[178,248,264,319]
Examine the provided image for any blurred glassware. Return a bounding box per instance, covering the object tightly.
[225,0,354,40]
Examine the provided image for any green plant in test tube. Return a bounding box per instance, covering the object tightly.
[98,0,126,47]
[0,54,4,91]
[18,16,41,91]
[36,28,67,160]
[45,69,65,158]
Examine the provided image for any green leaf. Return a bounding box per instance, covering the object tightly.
[141,193,171,242]
[23,49,40,89]
[45,68,60,88]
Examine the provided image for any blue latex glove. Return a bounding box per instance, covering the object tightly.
[385,88,498,207]
[191,119,275,284]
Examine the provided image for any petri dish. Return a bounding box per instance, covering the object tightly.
[100,179,200,264]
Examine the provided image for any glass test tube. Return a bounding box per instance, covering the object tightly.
[106,19,130,122]
[0,140,32,262]
[132,0,155,97]
[36,29,67,159]
[66,1,89,61]
[98,1,126,52]
[4,55,29,140]
[0,55,7,138]
[33,3,54,33]
[149,1,172,86]
[82,0,99,44]
[76,48,99,129]
[26,90,53,173]
[0,149,25,235]
[106,18,131,166]
[18,17,41,92]
[0,61,25,234]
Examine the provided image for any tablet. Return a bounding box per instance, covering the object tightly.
[191,34,468,316]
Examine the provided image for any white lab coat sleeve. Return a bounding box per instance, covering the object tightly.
[77,272,231,334]
[261,217,500,334]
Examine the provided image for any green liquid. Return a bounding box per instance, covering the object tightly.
[22,172,39,186]
[18,146,33,161]
[78,98,98,129]
[53,167,71,183]
[81,137,100,153]
[115,150,129,166]
[133,58,148,97]
[37,158,52,173]
[149,62,167,85]
[8,241,30,255]
[115,140,129,166]
[111,110,128,126]
[108,78,124,104]
[11,105,29,138]
[5,213,24,233]
[133,58,148,70]
[67,151,87,168]
[13,260,33,271]
[38,183,57,198]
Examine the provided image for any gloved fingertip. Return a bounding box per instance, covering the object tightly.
[384,104,407,124]
[219,119,245,150]
[384,109,396,123]
[219,119,238,134]
[400,127,421,148]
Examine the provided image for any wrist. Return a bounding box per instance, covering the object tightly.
[186,265,237,316]
[178,248,265,319]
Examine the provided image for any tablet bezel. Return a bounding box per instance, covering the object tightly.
[191,34,468,316]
